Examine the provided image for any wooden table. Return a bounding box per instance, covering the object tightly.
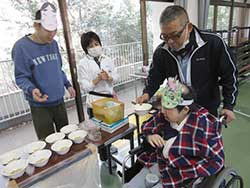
[16,141,91,187]
[14,123,136,187]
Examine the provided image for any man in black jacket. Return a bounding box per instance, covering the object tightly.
[136,5,238,123]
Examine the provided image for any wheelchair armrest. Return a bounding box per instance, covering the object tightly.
[128,145,144,155]
[184,178,199,188]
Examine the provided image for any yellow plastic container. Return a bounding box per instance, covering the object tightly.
[92,98,124,124]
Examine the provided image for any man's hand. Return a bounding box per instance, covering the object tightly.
[67,86,76,98]
[221,109,236,123]
[32,88,48,102]
[136,93,150,104]
[147,134,165,148]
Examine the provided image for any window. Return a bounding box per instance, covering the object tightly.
[234,0,245,2]
[217,6,230,30]
[233,7,245,26]
[207,5,214,30]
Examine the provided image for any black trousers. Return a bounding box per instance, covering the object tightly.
[30,102,68,140]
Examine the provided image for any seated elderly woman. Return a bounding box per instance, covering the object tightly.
[124,78,224,188]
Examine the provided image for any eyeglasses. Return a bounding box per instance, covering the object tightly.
[40,2,56,12]
[160,22,188,41]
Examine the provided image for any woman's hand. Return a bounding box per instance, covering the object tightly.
[147,134,165,148]
[92,74,101,85]
[100,70,112,81]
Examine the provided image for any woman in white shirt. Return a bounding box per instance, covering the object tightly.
[77,31,119,118]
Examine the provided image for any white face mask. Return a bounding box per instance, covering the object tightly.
[175,38,189,52]
[174,27,190,52]
[88,46,103,57]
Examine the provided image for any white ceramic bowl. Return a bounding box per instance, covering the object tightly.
[51,139,73,155]
[2,159,28,179]
[0,150,22,165]
[26,141,46,154]
[68,130,87,144]
[28,149,52,167]
[60,124,79,135]
[45,132,65,144]
[145,173,159,188]
[134,103,152,116]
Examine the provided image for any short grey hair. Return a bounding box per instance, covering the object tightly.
[160,5,189,26]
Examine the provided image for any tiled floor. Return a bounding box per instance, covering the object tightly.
[0,80,250,188]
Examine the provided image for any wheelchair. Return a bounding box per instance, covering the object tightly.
[121,143,243,188]
[120,114,244,188]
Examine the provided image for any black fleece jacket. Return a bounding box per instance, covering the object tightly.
[144,26,238,114]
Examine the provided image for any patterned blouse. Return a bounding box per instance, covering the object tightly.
[138,106,224,188]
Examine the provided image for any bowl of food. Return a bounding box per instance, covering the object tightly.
[0,150,22,165]
[28,149,52,167]
[68,130,87,144]
[45,132,65,144]
[134,103,152,116]
[51,139,72,155]
[2,159,28,179]
[26,141,46,154]
[60,124,79,135]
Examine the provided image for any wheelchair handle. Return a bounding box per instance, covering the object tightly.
[219,115,228,128]
[129,145,144,155]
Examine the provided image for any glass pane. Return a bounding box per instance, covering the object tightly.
[207,5,214,30]
[217,6,230,30]
[233,7,249,44]
[233,7,245,26]
[234,0,245,2]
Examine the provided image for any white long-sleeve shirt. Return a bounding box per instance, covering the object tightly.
[77,54,119,107]
[162,115,189,159]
